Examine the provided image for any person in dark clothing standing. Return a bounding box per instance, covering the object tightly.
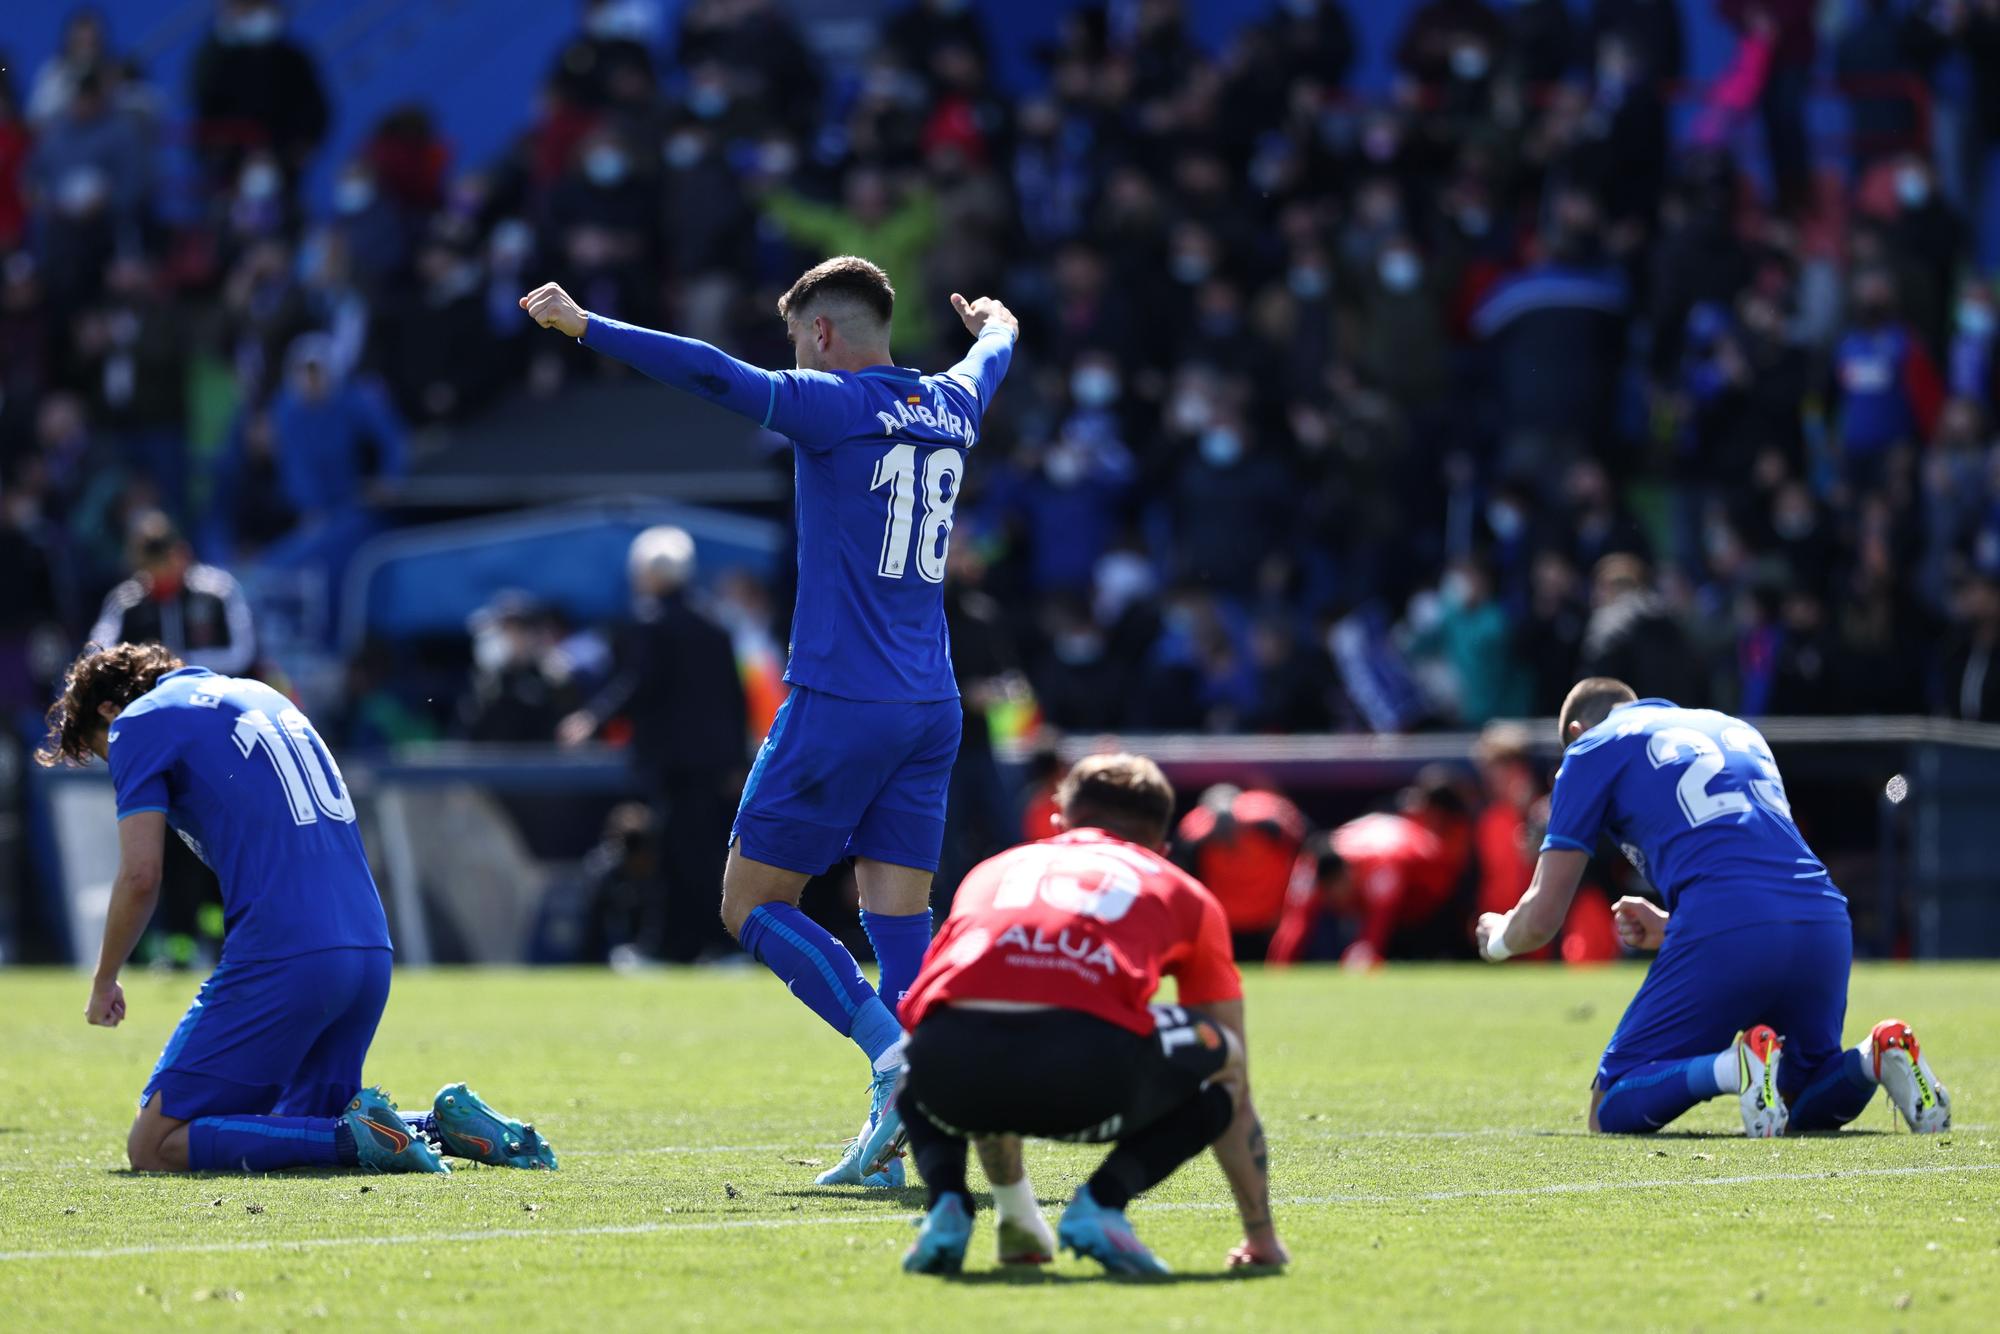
[89,511,258,678]
[1578,553,1703,705]
[560,527,748,962]
[188,1,330,191]
[935,547,1020,912]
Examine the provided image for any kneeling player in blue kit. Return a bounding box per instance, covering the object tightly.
[1477,678,1952,1137]
[39,644,556,1174]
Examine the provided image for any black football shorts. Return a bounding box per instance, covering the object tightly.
[903,1003,1232,1144]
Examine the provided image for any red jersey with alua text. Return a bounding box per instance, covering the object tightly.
[901,828,1242,1036]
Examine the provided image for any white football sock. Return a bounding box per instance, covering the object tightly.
[1854,1038,1880,1083]
[1712,1048,1742,1095]
[992,1175,1045,1231]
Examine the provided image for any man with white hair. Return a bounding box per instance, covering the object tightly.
[559,525,747,962]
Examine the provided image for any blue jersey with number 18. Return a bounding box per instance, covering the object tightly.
[108,666,391,962]
[1541,698,1848,938]
[581,316,1017,704]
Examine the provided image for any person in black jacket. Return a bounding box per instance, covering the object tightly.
[1578,552,1704,706]
[560,526,748,961]
[187,1,330,191]
[88,511,257,677]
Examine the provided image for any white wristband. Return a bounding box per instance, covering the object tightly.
[1482,919,1514,963]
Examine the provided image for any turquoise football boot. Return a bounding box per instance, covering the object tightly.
[816,1064,905,1187]
[432,1083,558,1170]
[855,1064,908,1178]
[343,1087,449,1174]
[1057,1186,1169,1275]
[902,1195,973,1274]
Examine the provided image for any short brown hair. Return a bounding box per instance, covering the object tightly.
[777,255,895,327]
[36,643,184,766]
[1057,752,1176,847]
[1558,676,1638,745]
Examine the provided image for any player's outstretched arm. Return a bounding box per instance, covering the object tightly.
[87,812,167,1027]
[1477,848,1589,962]
[518,282,794,429]
[1199,999,1288,1269]
[943,292,1019,407]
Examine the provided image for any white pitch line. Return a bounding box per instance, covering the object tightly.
[1,1163,1993,1264]
[14,1124,1989,1171]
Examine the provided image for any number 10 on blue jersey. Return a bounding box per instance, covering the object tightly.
[871,444,962,583]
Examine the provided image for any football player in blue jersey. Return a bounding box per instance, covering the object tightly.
[1476,677,1952,1137]
[38,644,556,1174]
[522,257,1017,1186]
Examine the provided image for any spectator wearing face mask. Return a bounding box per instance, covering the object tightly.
[89,511,258,678]
[547,128,658,329]
[1396,0,1507,96]
[1350,235,1450,420]
[1001,354,1136,595]
[1471,198,1630,484]
[1406,556,1530,727]
[460,590,579,743]
[1830,267,1943,492]
[24,66,149,308]
[1171,411,1296,597]
[188,0,329,190]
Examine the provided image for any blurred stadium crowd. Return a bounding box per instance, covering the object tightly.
[9,0,2000,747]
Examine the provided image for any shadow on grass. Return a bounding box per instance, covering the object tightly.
[942,1267,1283,1287]
[1628,1128,1895,1140]
[105,1167,394,1180]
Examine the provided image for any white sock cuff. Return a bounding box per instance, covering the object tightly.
[991,1176,1039,1223]
[871,1035,908,1074]
[1713,1048,1741,1095]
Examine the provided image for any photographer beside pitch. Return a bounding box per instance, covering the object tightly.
[893,754,1285,1275]
[1477,678,1952,1137]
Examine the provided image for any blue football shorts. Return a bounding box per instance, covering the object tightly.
[730,685,963,875]
[1596,916,1852,1100]
[142,946,393,1121]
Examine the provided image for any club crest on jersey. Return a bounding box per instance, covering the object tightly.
[994,923,1118,974]
[874,393,975,445]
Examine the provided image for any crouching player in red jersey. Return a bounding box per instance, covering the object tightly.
[894,754,1286,1276]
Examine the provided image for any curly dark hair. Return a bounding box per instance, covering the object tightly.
[36,643,184,767]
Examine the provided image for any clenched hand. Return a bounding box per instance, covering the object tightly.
[519,282,589,338]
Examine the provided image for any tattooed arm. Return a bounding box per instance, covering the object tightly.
[1198,999,1289,1268]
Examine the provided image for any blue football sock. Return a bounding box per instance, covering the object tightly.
[1788,1047,1877,1132]
[860,909,932,1010]
[187,1115,346,1172]
[740,903,903,1063]
[1596,1055,1726,1134]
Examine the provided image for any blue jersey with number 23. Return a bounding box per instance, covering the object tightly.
[581,316,1017,703]
[108,667,391,962]
[1541,699,1848,939]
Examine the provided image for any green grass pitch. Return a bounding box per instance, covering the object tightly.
[2,963,1996,1329]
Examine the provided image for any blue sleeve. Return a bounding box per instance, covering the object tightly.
[108,709,178,820]
[940,327,1018,426]
[580,316,858,448]
[1540,733,1621,855]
